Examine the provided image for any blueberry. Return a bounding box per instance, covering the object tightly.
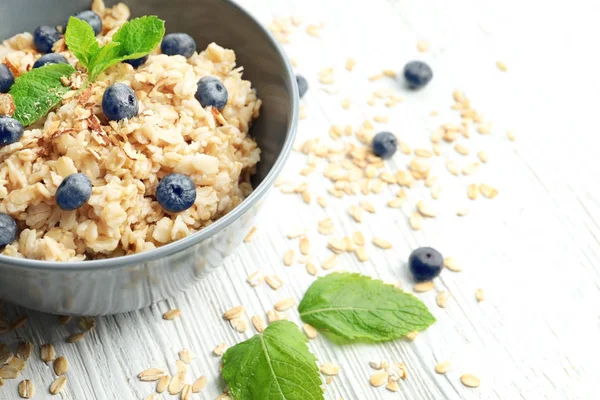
[0,117,23,146]
[161,33,196,58]
[0,65,15,93]
[372,131,397,159]
[0,213,17,247]
[33,26,61,54]
[195,76,228,110]
[156,173,197,213]
[296,75,308,98]
[102,83,139,121]
[124,55,149,69]
[68,11,103,36]
[403,61,433,90]
[408,247,443,282]
[55,173,92,211]
[33,53,68,69]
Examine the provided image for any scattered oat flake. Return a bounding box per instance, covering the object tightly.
[477,151,488,163]
[359,201,375,213]
[479,184,499,199]
[454,143,469,156]
[372,238,392,249]
[299,237,311,255]
[340,98,351,110]
[436,291,449,308]
[283,249,295,266]
[306,24,321,37]
[138,368,166,382]
[355,246,369,262]
[320,362,340,376]
[251,315,266,333]
[409,212,422,230]
[223,306,244,320]
[303,323,318,339]
[461,373,481,388]
[18,379,34,399]
[322,254,338,270]
[247,270,263,287]
[168,376,185,395]
[213,343,228,356]
[417,40,430,52]
[405,331,419,341]
[506,130,516,141]
[370,370,389,387]
[413,281,434,293]
[306,261,318,276]
[368,73,383,82]
[345,57,356,71]
[192,376,207,393]
[40,344,56,363]
[53,357,68,376]
[435,361,451,374]
[67,332,86,343]
[17,341,33,361]
[265,275,283,290]
[179,349,196,364]
[274,298,296,311]
[373,115,388,123]
[467,184,479,200]
[243,226,257,242]
[475,288,486,302]
[156,375,170,393]
[49,376,67,395]
[443,257,463,272]
[417,200,436,218]
[456,208,469,216]
[163,308,181,320]
[496,60,508,72]
[318,68,334,84]
[317,196,327,208]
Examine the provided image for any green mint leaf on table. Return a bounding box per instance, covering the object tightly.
[64,16,99,68]
[222,321,324,400]
[9,64,76,127]
[65,15,165,82]
[298,272,435,343]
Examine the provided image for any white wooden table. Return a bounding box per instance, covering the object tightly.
[1,0,598,398]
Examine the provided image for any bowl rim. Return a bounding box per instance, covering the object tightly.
[0,0,299,271]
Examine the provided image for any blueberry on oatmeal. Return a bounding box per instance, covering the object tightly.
[403,61,433,90]
[33,53,68,69]
[0,213,17,247]
[156,174,197,213]
[55,173,93,211]
[161,33,196,58]
[0,117,23,146]
[70,10,103,36]
[125,55,149,69]
[408,247,443,282]
[196,76,228,110]
[296,75,308,98]
[0,65,15,93]
[33,26,61,54]
[102,83,139,121]
[372,131,397,159]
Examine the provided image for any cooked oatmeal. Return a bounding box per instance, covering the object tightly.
[0,1,261,261]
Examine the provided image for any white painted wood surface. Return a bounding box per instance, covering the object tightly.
[1,0,598,398]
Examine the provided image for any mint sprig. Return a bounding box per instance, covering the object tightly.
[298,272,435,343]
[222,321,324,400]
[65,15,165,81]
[9,64,76,126]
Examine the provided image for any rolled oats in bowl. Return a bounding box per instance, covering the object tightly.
[0,0,261,261]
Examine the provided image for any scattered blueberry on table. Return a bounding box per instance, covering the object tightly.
[0,117,24,147]
[125,55,149,69]
[371,131,398,159]
[0,213,17,247]
[161,33,196,58]
[296,75,308,98]
[33,26,61,54]
[33,53,68,69]
[196,76,228,110]
[408,247,443,282]
[69,10,103,36]
[55,173,93,211]
[0,65,15,93]
[403,61,433,90]
[156,173,197,213]
[102,83,139,121]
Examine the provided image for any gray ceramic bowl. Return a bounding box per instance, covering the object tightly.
[0,0,297,315]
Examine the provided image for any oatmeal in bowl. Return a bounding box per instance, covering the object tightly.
[0,0,262,261]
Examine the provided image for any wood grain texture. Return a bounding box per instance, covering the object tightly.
[1,0,598,398]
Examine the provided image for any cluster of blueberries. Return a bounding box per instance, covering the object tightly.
[0,11,232,247]
[295,60,433,160]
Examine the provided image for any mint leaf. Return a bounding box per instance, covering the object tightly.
[9,64,76,126]
[298,273,435,343]
[111,16,165,61]
[64,16,99,68]
[222,321,323,400]
[87,16,165,81]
